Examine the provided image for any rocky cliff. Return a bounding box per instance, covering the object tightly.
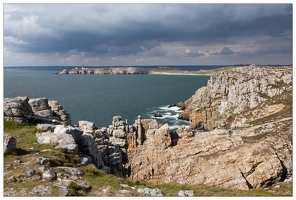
[125,65,292,190]
[179,65,292,130]
[3,65,293,194]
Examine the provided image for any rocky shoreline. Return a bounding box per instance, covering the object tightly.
[54,66,232,76]
[3,65,292,195]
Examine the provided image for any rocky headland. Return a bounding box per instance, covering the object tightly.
[3,65,292,196]
[55,66,234,76]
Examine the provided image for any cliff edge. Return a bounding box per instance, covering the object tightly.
[126,65,292,190]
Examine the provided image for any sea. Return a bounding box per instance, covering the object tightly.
[3,65,225,131]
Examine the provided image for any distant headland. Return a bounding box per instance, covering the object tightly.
[54,66,232,76]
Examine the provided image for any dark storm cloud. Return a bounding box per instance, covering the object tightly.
[3,3,292,65]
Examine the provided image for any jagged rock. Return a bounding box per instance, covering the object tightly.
[36,125,83,154]
[154,123,171,150]
[78,133,104,168]
[3,96,33,121]
[3,134,17,153]
[28,98,50,112]
[140,119,159,130]
[112,116,125,127]
[31,185,51,196]
[178,190,194,196]
[126,66,292,191]
[79,120,96,133]
[181,66,292,130]
[4,96,71,125]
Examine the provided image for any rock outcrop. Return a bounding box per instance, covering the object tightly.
[124,65,292,190]
[4,97,71,125]
[179,65,292,130]
[3,65,292,193]
[3,134,17,153]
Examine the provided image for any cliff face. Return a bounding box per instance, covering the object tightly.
[179,65,292,130]
[126,65,292,190]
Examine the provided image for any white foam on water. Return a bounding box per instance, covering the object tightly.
[145,105,190,131]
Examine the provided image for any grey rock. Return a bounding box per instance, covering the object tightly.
[78,133,105,168]
[100,166,111,174]
[55,143,78,154]
[42,169,57,181]
[56,167,84,176]
[137,188,164,197]
[28,98,50,112]
[178,190,194,196]
[3,96,32,118]
[25,168,36,177]
[78,155,92,166]
[3,134,17,153]
[36,123,56,132]
[31,185,51,196]
[79,120,96,132]
[35,157,50,165]
[38,165,49,172]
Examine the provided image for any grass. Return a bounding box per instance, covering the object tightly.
[3,119,293,196]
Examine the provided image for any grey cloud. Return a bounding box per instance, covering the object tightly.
[186,52,204,57]
[220,47,235,55]
[3,3,292,65]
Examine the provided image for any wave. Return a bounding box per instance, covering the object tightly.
[144,105,190,131]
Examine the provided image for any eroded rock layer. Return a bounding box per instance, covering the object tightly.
[126,65,292,190]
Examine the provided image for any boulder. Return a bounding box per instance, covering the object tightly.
[3,96,32,119]
[154,112,162,117]
[79,120,96,133]
[36,125,83,154]
[42,169,57,181]
[3,134,17,153]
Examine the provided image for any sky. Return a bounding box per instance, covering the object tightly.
[2,2,293,66]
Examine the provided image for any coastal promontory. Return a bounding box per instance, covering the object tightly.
[3,65,292,196]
